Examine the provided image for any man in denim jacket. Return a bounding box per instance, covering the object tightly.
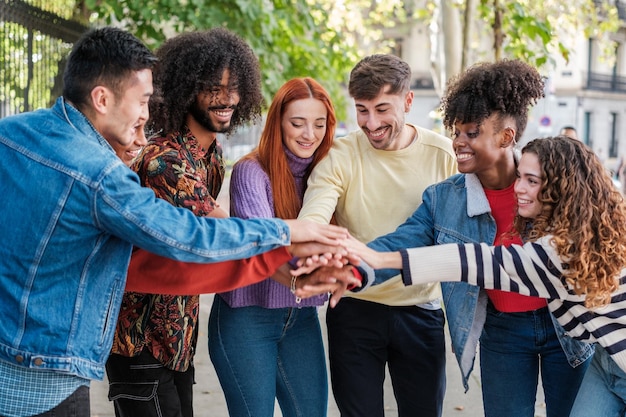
[0,27,346,417]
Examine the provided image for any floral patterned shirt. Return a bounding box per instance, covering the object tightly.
[111,126,225,371]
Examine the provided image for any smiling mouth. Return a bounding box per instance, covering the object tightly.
[365,126,389,139]
[456,153,473,161]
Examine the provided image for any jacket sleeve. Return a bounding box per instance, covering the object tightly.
[124,246,292,294]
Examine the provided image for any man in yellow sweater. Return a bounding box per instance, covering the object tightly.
[298,54,456,417]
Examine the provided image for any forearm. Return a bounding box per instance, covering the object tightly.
[125,246,292,294]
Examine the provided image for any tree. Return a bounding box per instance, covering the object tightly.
[421,0,622,96]
[84,0,366,119]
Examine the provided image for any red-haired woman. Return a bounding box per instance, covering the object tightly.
[208,77,336,417]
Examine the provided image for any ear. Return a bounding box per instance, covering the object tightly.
[501,126,517,148]
[404,90,414,113]
[89,86,112,116]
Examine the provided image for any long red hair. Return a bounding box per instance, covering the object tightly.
[241,77,336,219]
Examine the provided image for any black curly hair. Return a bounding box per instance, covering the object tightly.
[440,59,544,141]
[148,28,264,136]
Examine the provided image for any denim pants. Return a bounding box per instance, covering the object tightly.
[208,295,327,417]
[105,350,195,417]
[34,386,90,417]
[570,345,626,417]
[326,297,446,417]
[480,303,589,417]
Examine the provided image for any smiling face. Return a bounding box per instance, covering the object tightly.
[354,85,413,151]
[111,121,147,166]
[98,69,152,150]
[452,113,518,188]
[189,69,240,134]
[514,152,543,219]
[281,97,327,159]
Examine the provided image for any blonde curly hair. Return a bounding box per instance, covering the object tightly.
[514,136,626,308]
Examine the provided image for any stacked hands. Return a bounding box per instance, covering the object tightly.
[285,220,387,307]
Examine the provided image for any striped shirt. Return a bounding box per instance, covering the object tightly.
[400,235,626,372]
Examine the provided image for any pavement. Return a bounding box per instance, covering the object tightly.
[90,295,548,417]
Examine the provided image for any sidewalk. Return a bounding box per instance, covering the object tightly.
[90,295,547,417]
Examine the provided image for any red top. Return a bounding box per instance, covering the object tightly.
[124,246,293,295]
[484,184,547,312]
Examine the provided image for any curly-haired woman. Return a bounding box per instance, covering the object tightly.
[346,60,592,417]
[208,78,336,417]
[341,135,626,417]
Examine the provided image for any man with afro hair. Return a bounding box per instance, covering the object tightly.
[106,28,264,417]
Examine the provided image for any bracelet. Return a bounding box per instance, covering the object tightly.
[290,275,301,304]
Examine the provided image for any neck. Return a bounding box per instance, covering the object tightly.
[186,113,217,149]
[478,153,517,190]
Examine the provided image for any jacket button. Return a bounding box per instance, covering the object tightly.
[33,358,44,366]
[15,355,24,363]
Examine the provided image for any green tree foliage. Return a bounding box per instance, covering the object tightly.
[84,0,366,120]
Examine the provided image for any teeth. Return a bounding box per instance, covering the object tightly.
[457,153,472,160]
[518,199,532,204]
[369,128,386,138]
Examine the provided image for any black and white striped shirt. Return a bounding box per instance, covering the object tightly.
[400,236,626,372]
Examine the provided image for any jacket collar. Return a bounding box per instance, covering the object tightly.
[465,173,491,217]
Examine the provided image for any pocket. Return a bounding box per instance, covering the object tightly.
[108,381,158,401]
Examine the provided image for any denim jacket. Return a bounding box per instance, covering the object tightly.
[368,173,594,391]
[0,98,290,380]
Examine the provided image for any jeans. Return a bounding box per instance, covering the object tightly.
[480,303,589,417]
[34,386,90,417]
[208,295,327,417]
[105,350,194,417]
[570,345,626,417]
[326,297,446,417]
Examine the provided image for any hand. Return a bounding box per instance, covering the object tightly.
[284,219,349,245]
[340,235,384,269]
[295,265,361,308]
[289,252,348,276]
[287,241,348,260]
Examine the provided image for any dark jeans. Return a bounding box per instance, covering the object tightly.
[480,303,589,417]
[34,385,90,417]
[326,297,446,417]
[106,350,194,417]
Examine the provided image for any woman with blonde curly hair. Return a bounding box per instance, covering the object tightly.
[340,135,626,417]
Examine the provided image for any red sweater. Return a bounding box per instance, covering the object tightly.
[124,247,292,295]
[484,184,547,312]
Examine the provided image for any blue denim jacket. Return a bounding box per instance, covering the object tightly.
[369,173,594,391]
[0,98,291,380]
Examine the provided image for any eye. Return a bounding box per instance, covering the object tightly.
[291,122,303,128]
[315,123,326,130]
[467,130,479,139]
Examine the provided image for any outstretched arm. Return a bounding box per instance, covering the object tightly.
[125,240,353,295]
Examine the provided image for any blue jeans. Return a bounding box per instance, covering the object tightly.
[480,303,589,417]
[326,297,446,417]
[570,345,626,417]
[35,386,90,417]
[208,295,327,417]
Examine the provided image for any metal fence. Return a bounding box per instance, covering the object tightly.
[0,0,88,117]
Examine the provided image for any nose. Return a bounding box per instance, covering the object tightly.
[363,114,381,131]
[135,127,148,147]
[302,124,314,139]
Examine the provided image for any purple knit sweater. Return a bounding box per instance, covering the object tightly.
[219,147,328,308]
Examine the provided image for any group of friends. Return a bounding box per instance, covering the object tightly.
[1,24,626,417]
